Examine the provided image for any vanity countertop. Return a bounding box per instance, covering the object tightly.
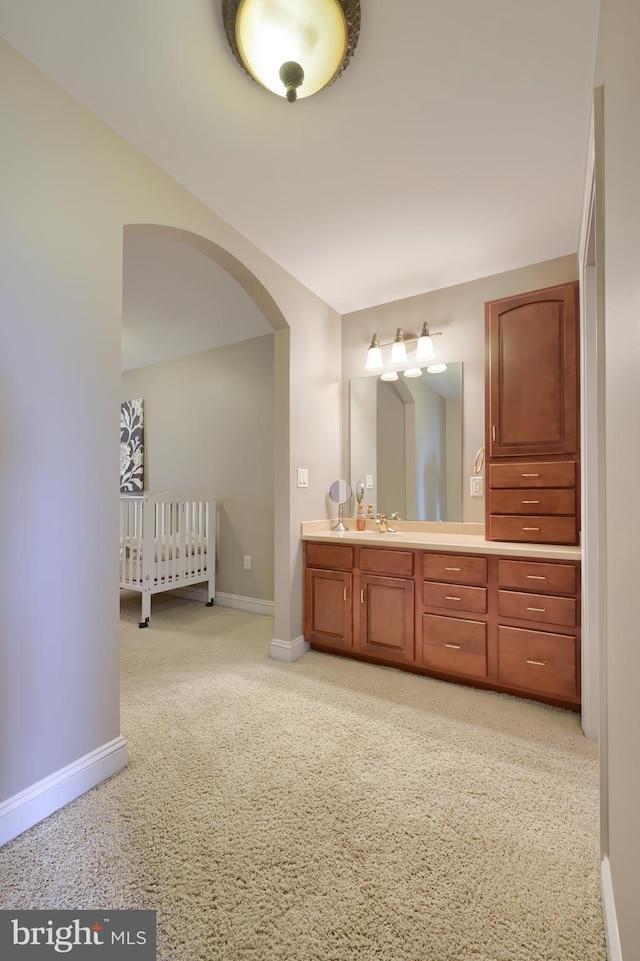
[301,520,581,561]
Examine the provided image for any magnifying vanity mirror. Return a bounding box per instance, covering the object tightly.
[329,479,352,532]
[350,363,462,522]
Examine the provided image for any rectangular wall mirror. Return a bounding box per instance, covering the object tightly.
[350,363,462,522]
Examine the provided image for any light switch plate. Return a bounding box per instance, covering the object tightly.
[297,468,309,488]
[366,474,374,489]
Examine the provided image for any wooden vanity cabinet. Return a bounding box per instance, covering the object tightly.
[485,281,580,545]
[303,543,354,651]
[304,540,581,710]
[356,547,415,664]
[421,552,489,680]
[495,558,580,704]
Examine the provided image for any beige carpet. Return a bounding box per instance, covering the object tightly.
[0,590,606,961]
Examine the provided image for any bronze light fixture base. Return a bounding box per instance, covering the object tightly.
[222,0,361,102]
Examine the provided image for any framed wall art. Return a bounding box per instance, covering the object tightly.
[120,398,144,493]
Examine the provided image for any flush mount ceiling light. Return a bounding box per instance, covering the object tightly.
[222,0,361,102]
[365,324,442,379]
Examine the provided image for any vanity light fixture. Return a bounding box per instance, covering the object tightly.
[222,0,361,103]
[364,323,442,379]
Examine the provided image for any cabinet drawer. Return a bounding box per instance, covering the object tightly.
[498,590,576,627]
[497,626,578,699]
[497,559,577,595]
[488,515,578,545]
[423,582,487,614]
[422,552,487,586]
[422,614,487,679]
[305,543,354,571]
[359,547,414,577]
[490,488,576,516]
[490,461,575,489]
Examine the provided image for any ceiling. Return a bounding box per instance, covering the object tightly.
[1,0,600,364]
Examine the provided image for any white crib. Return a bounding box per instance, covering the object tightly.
[119,492,216,627]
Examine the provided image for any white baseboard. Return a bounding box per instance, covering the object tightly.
[271,635,310,662]
[0,735,128,848]
[172,587,273,617]
[601,855,623,961]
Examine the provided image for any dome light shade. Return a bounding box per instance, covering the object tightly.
[223,0,360,102]
[403,368,423,378]
[380,371,399,382]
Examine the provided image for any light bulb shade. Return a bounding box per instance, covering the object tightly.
[427,363,448,373]
[365,333,383,371]
[390,329,408,366]
[403,368,423,378]
[415,334,436,362]
[229,0,355,100]
[380,371,399,381]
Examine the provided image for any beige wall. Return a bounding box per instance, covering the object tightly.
[0,39,341,833]
[595,0,640,956]
[342,255,578,522]
[122,335,275,603]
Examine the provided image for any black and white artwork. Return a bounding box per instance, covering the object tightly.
[120,398,144,493]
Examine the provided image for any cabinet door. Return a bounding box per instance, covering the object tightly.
[358,574,414,663]
[486,282,578,457]
[304,568,352,650]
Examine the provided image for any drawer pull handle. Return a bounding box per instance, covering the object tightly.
[360,589,364,603]
[522,527,540,531]
[521,472,540,477]
[526,658,547,667]
[445,643,462,650]
[526,606,546,612]
[445,566,462,571]
[445,595,462,601]
[522,500,540,504]
[526,574,547,580]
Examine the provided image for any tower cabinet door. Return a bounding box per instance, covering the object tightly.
[486,282,578,458]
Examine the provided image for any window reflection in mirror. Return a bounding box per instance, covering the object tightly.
[350,363,462,522]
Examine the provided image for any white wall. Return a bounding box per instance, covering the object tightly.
[121,335,275,605]
[594,1,640,957]
[341,255,579,522]
[0,39,341,841]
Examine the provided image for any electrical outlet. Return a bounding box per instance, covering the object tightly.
[366,474,374,489]
[470,476,484,497]
[297,468,309,488]
[243,555,251,570]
